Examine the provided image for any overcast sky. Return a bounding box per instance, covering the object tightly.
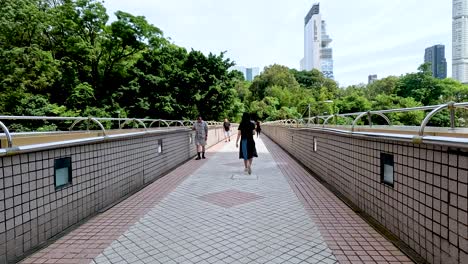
[103,0,452,87]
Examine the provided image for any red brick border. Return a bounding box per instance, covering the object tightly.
[19,141,227,264]
[263,136,414,264]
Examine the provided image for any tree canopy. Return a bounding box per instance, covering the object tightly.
[0,0,246,130]
[1,0,467,131]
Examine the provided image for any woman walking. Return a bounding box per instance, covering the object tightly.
[236,113,258,174]
[255,120,261,138]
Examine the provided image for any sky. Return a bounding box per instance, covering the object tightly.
[103,0,452,87]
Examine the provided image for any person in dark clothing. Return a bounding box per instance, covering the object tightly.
[255,121,261,138]
[235,113,258,174]
[223,118,231,142]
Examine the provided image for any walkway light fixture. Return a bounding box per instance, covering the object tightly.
[380,153,394,187]
[54,157,72,189]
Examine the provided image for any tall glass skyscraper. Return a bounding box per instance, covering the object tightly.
[246,68,260,81]
[300,3,334,79]
[230,66,259,81]
[453,0,468,83]
[425,45,447,79]
[320,21,334,79]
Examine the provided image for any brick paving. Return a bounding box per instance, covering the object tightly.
[90,137,336,264]
[262,136,414,264]
[19,136,414,264]
[19,141,226,264]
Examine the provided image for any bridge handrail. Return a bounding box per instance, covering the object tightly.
[0,121,12,148]
[264,101,468,138]
[0,116,223,149]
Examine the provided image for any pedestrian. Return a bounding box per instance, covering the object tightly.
[255,120,261,138]
[193,116,208,160]
[235,112,258,174]
[223,118,231,142]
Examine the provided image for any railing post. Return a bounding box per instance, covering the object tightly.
[419,104,449,136]
[89,117,107,136]
[449,102,456,130]
[367,111,372,128]
[0,121,13,148]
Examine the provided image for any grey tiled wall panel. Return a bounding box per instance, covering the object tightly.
[263,126,467,264]
[0,128,226,263]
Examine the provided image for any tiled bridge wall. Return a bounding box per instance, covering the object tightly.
[0,127,228,263]
[263,126,467,264]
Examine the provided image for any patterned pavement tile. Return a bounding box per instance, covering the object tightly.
[198,189,264,208]
[19,140,228,264]
[92,137,338,264]
[19,134,414,264]
[262,136,414,264]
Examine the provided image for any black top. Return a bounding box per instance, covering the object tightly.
[223,121,230,131]
[238,121,255,140]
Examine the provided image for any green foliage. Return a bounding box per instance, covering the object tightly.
[249,64,299,101]
[0,0,244,131]
[290,68,339,99]
[396,63,446,105]
[246,65,337,120]
[336,90,371,114]
[365,76,399,99]
[248,62,468,128]
[1,0,467,132]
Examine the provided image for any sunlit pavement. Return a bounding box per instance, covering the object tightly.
[20,136,413,264]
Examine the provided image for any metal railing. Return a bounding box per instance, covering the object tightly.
[0,116,224,149]
[265,102,468,137]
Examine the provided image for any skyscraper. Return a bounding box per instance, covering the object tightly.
[368,74,378,84]
[300,3,334,79]
[320,21,334,79]
[230,66,260,81]
[246,68,260,81]
[453,0,468,83]
[424,45,447,79]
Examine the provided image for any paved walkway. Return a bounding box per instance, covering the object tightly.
[20,137,413,264]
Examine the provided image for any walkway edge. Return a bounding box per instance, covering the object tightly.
[263,135,426,264]
[18,138,228,264]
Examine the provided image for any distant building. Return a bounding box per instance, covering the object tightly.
[368,74,378,84]
[424,45,447,79]
[453,0,468,83]
[300,3,334,79]
[320,21,334,79]
[230,66,260,81]
[246,68,260,81]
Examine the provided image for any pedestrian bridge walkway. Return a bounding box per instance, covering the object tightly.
[18,137,412,264]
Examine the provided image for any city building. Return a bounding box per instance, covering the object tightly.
[424,45,447,79]
[246,68,260,81]
[368,74,378,84]
[453,0,468,83]
[230,66,260,81]
[300,3,334,79]
[320,21,334,79]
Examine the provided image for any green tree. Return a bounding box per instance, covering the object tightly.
[396,63,446,105]
[365,76,399,99]
[249,64,299,101]
[290,68,339,99]
[336,89,372,114]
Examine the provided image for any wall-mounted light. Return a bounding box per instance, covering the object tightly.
[54,157,72,189]
[380,153,394,187]
[313,137,317,152]
[158,139,163,153]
